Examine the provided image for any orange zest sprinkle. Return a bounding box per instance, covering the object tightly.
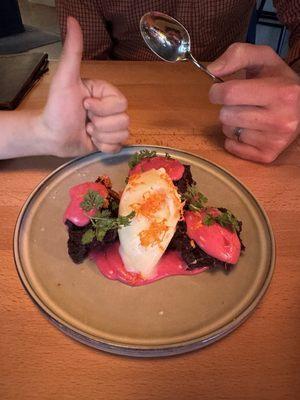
[194,219,203,229]
[130,191,166,218]
[128,173,143,188]
[139,219,169,248]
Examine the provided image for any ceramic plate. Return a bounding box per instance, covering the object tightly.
[14,146,275,357]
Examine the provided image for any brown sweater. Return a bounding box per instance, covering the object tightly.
[56,0,300,72]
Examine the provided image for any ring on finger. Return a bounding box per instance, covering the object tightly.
[233,127,243,142]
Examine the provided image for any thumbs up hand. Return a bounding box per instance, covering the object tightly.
[41,17,129,157]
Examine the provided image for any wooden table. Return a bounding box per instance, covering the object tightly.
[0,61,299,400]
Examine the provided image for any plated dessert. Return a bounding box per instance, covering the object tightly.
[64,151,245,286]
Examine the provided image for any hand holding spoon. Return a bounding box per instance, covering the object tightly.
[140,11,223,83]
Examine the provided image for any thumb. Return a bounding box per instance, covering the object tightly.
[207,43,284,77]
[54,16,83,85]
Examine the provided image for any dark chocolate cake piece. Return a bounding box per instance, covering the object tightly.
[65,177,120,264]
[173,164,195,195]
[168,221,234,272]
[66,219,118,264]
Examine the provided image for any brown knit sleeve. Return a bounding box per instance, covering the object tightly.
[55,0,112,60]
[273,0,300,73]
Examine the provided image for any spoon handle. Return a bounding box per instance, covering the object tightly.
[186,52,223,83]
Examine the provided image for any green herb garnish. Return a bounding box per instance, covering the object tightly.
[182,185,208,211]
[203,214,215,225]
[82,229,96,245]
[80,189,104,212]
[110,199,119,211]
[203,209,240,232]
[215,209,240,232]
[128,150,157,169]
[84,210,135,243]
[80,190,135,245]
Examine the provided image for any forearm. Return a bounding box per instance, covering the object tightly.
[0,110,53,159]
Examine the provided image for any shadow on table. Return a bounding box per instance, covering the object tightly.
[199,124,224,147]
[0,156,70,172]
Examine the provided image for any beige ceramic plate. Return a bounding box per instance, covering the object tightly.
[14,146,275,357]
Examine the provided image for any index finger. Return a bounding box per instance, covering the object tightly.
[84,96,128,117]
[207,43,287,77]
[209,77,281,107]
[84,79,126,100]
[83,80,128,116]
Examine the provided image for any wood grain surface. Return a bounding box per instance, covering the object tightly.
[0,61,299,400]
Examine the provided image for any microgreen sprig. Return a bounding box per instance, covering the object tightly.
[182,184,208,211]
[128,149,157,169]
[203,209,240,232]
[80,190,135,245]
[80,190,104,212]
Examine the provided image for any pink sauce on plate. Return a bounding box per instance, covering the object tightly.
[129,156,185,181]
[90,242,208,286]
[185,210,241,264]
[64,182,108,227]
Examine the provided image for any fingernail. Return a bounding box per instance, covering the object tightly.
[208,83,218,102]
[207,59,226,73]
[84,100,90,110]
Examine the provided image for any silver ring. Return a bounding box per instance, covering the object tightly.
[233,127,243,142]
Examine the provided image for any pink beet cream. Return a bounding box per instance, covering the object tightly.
[90,242,208,286]
[129,156,185,181]
[64,182,108,227]
[185,210,241,264]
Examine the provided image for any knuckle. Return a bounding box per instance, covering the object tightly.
[121,113,130,127]
[269,136,289,152]
[277,137,290,149]
[261,151,277,164]
[277,119,298,135]
[219,107,231,124]
[227,42,243,56]
[279,84,300,105]
[260,45,276,58]
[122,130,130,141]
[227,42,255,59]
[117,96,128,111]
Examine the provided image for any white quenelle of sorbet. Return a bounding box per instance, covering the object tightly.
[118,168,182,278]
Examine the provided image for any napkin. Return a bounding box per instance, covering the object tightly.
[0,52,48,110]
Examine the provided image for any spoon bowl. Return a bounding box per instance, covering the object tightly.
[140,11,223,83]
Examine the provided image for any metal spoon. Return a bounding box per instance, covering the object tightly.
[140,11,223,83]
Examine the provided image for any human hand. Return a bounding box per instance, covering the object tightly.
[41,17,129,157]
[207,43,300,163]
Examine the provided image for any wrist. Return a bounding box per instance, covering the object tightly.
[32,112,59,156]
[0,110,55,159]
